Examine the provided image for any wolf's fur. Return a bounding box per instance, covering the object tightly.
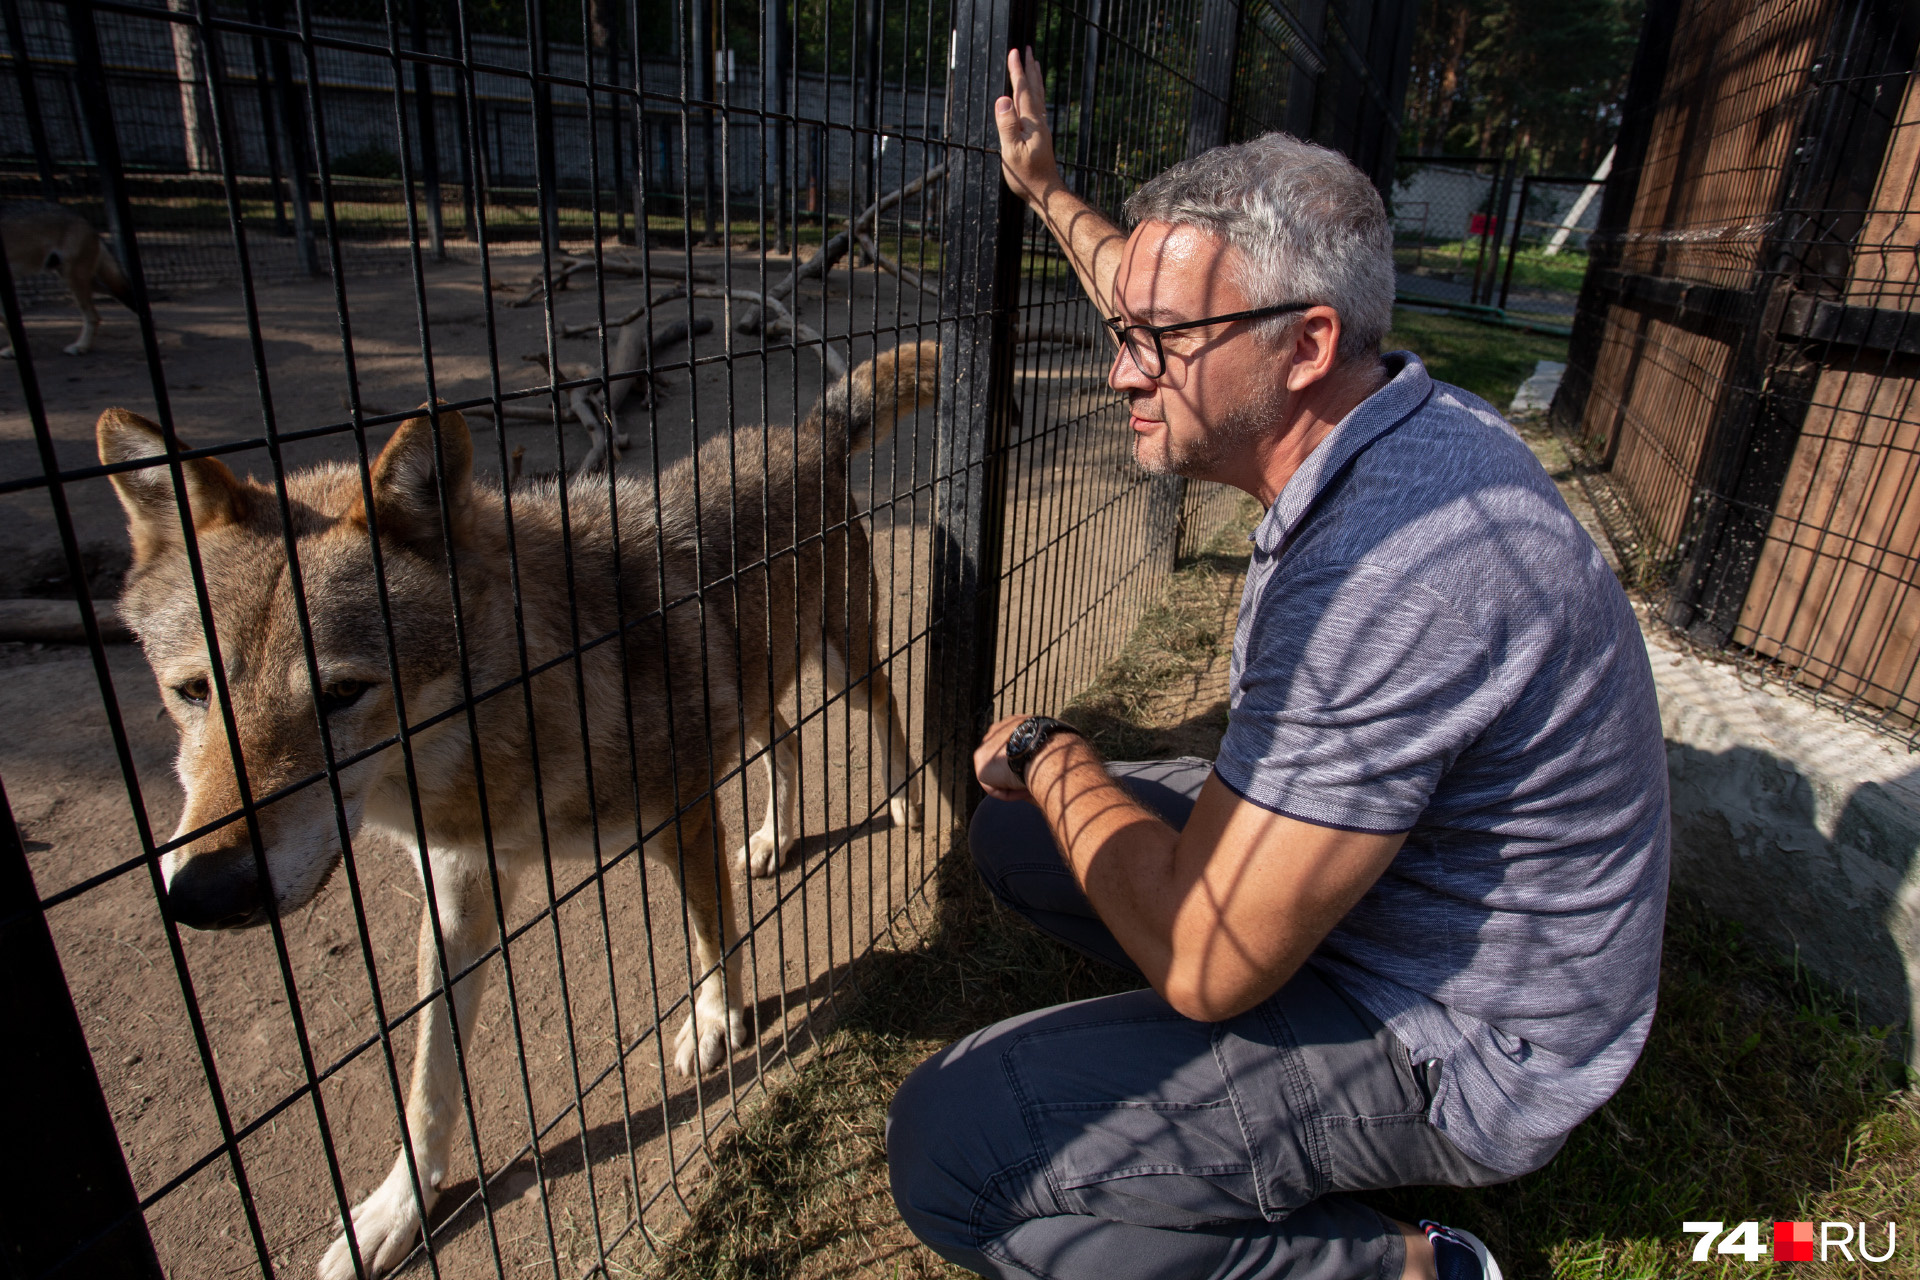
[96,340,937,1279]
[2,201,132,357]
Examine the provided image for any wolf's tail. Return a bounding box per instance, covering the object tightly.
[805,340,940,461]
[93,241,134,308]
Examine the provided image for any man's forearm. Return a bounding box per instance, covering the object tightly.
[1023,182,1127,318]
[1022,732,1182,983]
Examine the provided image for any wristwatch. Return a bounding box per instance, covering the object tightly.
[1003,715,1080,783]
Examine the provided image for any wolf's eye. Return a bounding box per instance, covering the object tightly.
[174,677,210,706]
[318,680,371,715]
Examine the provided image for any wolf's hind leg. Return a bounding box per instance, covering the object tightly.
[823,642,922,833]
[742,711,800,877]
[660,798,749,1074]
[318,854,511,1280]
[63,272,99,356]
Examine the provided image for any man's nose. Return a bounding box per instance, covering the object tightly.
[1108,344,1154,393]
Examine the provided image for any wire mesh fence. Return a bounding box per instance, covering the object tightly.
[1389,157,1599,325]
[1552,0,1920,743]
[0,0,1409,1274]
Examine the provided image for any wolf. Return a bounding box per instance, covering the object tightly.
[2,200,133,357]
[95,341,936,1279]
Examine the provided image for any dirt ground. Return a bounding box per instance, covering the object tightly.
[0,239,1178,1278]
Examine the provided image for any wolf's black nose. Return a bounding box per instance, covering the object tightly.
[167,845,266,929]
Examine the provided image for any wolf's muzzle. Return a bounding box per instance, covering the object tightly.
[167,845,268,930]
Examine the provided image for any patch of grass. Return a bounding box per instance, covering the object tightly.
[1395,241,1590,295]
[1366,897,1913,1278]
[1056,499,1260,761]
[1387,306,1570,409]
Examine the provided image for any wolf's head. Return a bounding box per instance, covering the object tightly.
[98,406,478,929]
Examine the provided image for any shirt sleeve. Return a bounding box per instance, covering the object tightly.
[1215,560,1498,833]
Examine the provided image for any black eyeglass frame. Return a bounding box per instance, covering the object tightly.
[1102,301,1318,378]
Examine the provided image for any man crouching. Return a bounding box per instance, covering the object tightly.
[884,49,1670,1280]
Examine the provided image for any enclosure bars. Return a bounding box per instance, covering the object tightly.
[931,0,1031,819]
[1661,0,1919,646]
[0,246,161,1280]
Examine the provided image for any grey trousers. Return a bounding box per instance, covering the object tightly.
[886,759,1509,1280]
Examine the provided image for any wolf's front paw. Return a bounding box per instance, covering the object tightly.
[317,1166,430,1280]
[62,341,90,356]
[890,793,923,831]
[671,1002,749,1076]
[740,824,795,878]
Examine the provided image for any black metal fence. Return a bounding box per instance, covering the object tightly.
[0,0,1410,1273]
[1553,0,1920,741]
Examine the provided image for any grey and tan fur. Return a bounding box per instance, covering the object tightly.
[2,201,132,357]
[95,340,937,1279]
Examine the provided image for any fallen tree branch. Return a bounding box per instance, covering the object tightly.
[505,255,717,308]
[739,163,948,331]
[854,231,935,295]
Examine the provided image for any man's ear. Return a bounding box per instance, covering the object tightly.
[1284,308,1344,392]
[359,404,473,551]
[96,407,247,565]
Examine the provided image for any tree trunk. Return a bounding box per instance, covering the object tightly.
[167,0,215,171]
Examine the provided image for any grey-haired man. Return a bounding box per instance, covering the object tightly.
[884,50,1671,1280]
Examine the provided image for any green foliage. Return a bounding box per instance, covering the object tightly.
[1403,0,1642,173]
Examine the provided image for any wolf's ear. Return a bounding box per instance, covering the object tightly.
[96,407,247,564]
[361,404,473,551]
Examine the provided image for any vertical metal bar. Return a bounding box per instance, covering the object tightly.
[449,14,477,240]
[2,0,58,199]
[930,0,1030,816]
[243,0,289,234]
[262,0,318,273]
[410,0,446,259]
[1185,0,1238,156]
[694,0,717,241]
[1498,172,1527,312]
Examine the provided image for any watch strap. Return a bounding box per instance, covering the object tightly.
[1006,715,1080,783]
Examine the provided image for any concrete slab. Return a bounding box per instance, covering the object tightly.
[1646,610,1920,1064]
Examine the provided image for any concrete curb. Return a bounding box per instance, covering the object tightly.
[1648,611,1920,1067]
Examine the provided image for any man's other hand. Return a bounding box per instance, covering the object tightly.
[996,48,1064,207]
[974,713,1035,802]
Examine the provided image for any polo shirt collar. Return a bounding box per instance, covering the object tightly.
[1250,350,1434,554]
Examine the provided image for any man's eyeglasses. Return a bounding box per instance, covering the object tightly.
[1103,301,1317,379]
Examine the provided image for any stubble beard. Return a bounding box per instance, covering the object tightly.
[1132,391,1285,479]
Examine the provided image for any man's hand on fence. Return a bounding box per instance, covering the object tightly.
[975,713,1043,802]
[996,48,1064,208]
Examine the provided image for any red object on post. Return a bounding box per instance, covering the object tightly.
[1469,213,1500,237]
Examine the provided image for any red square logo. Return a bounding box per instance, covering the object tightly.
[1774,1221,1814,1262]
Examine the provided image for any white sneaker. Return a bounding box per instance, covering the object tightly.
[1419,1220,1505,1280]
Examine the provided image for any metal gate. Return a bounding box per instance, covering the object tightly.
[0,0,1411,1273]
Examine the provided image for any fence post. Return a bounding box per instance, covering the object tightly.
[0,784,164,1279]
[1185,0,1238,157]
[1498,173,1528,311]
[929,0,1031,820]
[408,0,445,260]
[261,0,319,275]
[2,0,59,199]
